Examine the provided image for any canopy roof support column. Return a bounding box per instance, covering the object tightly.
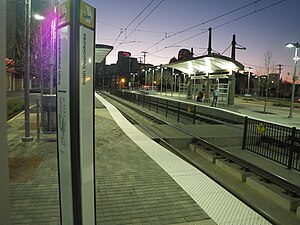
[228,71,236,105]
[204,74,210,102]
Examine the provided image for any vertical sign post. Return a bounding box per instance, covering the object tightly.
[56,1,96,224]
[0,0,11,224]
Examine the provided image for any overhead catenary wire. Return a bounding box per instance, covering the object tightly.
[147,0,286,57]
[142,0,264,53]
[112,0,156,46]
[113,0,165,53]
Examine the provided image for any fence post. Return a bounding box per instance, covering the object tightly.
[287,127,296,170]
[193,105,196,125]
[36,99,40,141]
[177,102,180,122]
[242,116,248,149]
[165,100,168,117]
[48,103,52,133]
[142,95,145,108]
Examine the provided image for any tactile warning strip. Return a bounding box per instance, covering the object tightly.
[96,94,271,225]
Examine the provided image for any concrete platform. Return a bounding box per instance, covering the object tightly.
[8,97,215,225]
[8,90,299,225]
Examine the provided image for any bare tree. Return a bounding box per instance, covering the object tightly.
[6,0,54,92]
[257,49,276,113]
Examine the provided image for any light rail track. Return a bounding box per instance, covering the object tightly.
[98,90,300,225]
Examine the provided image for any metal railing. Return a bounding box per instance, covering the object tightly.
[242,116,300,171]
[113,89,240,125]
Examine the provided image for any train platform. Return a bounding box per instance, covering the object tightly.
[107,90,300,224]
[139,91,300,190]
[6,92,300,225]
[150,92,300,129]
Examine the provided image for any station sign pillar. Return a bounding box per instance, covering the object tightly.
[56,1,96,224]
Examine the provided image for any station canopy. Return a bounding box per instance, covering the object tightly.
[162,54,244,76]
[95,44,113,63]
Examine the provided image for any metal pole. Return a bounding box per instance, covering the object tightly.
[193,76,196,100]
[174,74,177,94]
[242,116,248,150]
[36,99,40,141]
[165,69,168,95]
[152,69,154,91]
[171,68,174,97]
[177,102,180,122]
[193,105,196,125]
[145,70,148,86]
[133,73,135,90]
[0,0,11,222]
[22,0,33,142]
[247,70,250,95]
[288,47,298,118]
[160,67,163,95]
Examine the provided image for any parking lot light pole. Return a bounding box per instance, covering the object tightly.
[285,42,300,118]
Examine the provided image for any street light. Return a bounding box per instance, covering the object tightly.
[34,14,45,20]
[285,42,300,118]
[22,0,33,142]
[245,67,253,95]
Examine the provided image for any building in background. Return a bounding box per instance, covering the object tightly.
[97,51,140,89]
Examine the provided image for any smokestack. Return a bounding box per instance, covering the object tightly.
[207,27,212,55]
[191,47,194,58]
[231,34,236,60]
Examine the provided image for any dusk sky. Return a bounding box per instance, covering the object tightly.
[86,0,300,82]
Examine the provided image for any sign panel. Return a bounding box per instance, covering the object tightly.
[56,1,95,224]
[57,0,70,27]
[57,25,73,224]
[79,25,95,224]
[80,1,95,29]
[257,122,266,135]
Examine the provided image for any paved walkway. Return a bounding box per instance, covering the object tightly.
[7,92,300,225]
[7,99,214,225]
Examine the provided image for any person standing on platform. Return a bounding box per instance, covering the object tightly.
[211,86,220,107]
[196,91,204,102]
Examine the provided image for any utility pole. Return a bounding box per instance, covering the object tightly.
[277,64,283,98]
[141,51,148,85]
[141,51,148,65]
[138,57,143,87]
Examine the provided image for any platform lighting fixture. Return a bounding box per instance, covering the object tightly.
[34,14,45,20]
[285,42,300,118]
